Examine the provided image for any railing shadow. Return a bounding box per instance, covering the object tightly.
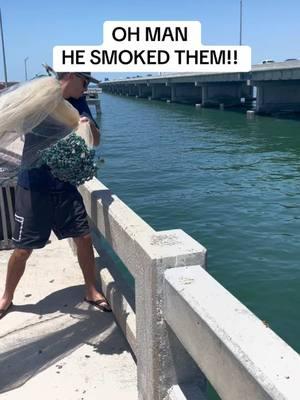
[94,248,136,361]
[90,189,114,246]
[0,285,129,394]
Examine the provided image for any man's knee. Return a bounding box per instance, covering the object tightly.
[13,248,33,261]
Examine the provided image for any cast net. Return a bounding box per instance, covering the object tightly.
[0,77,95,185]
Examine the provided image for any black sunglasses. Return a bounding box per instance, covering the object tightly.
[75,73,90,89]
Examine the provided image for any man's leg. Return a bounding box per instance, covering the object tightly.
[53,189,111,311]
[1,185,51,312]
[73,234,111,309]
[0,248,32,311]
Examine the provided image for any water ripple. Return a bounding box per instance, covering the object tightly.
[97,94,300,352]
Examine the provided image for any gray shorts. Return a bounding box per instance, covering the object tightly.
[12,185,90,249]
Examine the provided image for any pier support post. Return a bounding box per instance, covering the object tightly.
[135,230,207,400]
[247,110,255,119]
[201,86,208,107]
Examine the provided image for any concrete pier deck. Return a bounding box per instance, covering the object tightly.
[0,234,137,400]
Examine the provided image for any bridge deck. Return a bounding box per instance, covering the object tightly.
[0,234,137,400]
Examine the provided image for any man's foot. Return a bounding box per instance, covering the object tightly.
[84,297,112,312]
[0,302,13,320]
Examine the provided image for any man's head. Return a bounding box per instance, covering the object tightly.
[56,72,99,99]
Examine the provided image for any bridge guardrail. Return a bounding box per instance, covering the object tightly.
[79,177,300,400]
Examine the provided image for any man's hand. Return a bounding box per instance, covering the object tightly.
[79,116,100,147]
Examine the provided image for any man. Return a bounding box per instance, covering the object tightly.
[0,72,111,319]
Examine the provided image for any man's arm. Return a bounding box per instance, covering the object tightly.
[68,96,100,147]
[88,120,100,147]
[79,116,100,147]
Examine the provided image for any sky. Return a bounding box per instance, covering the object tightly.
[1,0,300,82]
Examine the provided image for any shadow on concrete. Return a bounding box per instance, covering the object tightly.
[3,285,85,317]
[90,189,114,247]
[0,285,130,394]
[95,249,135,310]
[94,252,137,362]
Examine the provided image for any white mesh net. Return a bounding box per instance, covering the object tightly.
[0,76,94,184]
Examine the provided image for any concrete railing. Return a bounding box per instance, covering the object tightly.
[79,177,300,400]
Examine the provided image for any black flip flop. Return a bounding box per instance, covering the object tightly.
[84,297,112,312]
[0,302,13,320]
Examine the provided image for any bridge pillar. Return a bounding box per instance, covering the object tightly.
[201,85,209,106]
[255,81,300,114]
[200,83,252,108]
[138,84,151,98]
[128,85,138,96]
[151,84,171,100]
[119,85,127,95]
[115,85,123,95]
[170,83,202,104]
[239,84,253,99]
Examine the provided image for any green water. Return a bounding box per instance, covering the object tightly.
[94,93,300,392]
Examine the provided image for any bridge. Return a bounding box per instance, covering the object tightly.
[1,142,300,399]
[100,60,300,114]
